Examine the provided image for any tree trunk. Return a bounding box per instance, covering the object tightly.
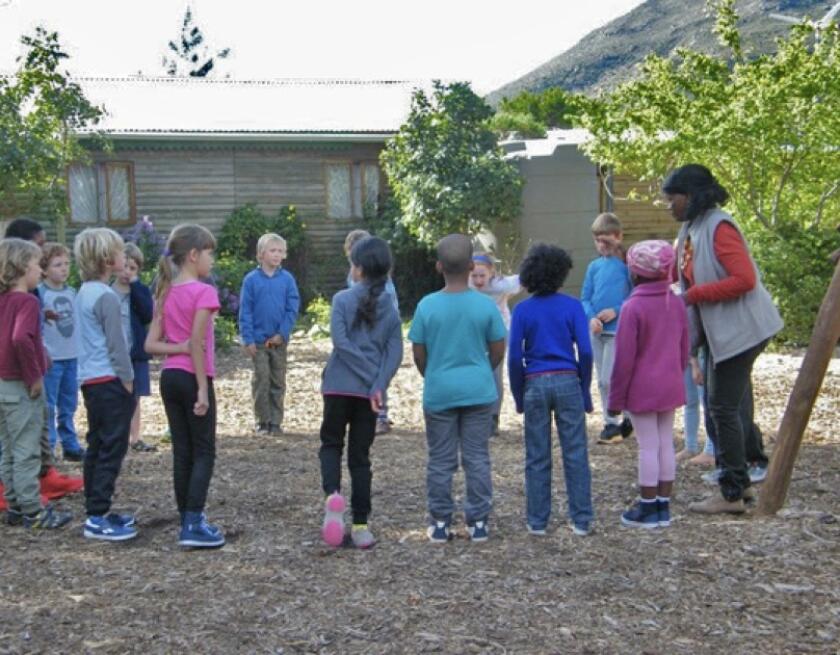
[757,252,840,515]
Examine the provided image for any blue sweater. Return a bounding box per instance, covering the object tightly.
[238,267,300,345]
[508,292,593,414]
[128,280,153,362]
[580,256,632,334]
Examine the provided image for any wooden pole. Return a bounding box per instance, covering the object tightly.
[757,252,840,516]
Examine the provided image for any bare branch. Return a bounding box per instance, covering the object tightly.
[813,179,840,228]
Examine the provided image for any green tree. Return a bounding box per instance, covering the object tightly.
[493,87,577,137]
[381,81,523,246]
[572,0,840,344]
[163,6,231,77]
[0,27,104,243]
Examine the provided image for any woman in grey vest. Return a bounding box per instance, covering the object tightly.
[664,164,783,515]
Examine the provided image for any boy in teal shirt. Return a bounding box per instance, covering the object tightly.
[408,234,506,543]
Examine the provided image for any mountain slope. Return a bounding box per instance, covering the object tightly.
[488,0,832,103]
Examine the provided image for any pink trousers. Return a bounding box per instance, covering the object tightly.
[629,410,676,487]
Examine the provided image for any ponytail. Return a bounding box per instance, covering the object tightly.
[349,236,393,330]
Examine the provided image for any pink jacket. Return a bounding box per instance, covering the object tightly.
[608,279,689,414]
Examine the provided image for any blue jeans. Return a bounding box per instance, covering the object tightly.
[44,358,82,453]
[424,403,493,524]
[523,373,593,529]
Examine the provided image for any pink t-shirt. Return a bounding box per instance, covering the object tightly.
[161,281,220,378]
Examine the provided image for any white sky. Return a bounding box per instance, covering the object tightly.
[0,0,645,94]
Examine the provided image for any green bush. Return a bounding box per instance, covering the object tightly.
[297,295,332,339]
[748,224,840,346]
[365,198,442,317]
[214,314,239,351]
[212,255,254,317]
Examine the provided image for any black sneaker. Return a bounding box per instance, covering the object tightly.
[598,424,624,444]
[23,505,73,530]
[6,507,23,526]
[268,424,283,436]
[620,417,634,438]
[254,423,270,436]
[63,448,86,462]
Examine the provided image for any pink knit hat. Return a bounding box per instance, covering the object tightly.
[626,240,675,280]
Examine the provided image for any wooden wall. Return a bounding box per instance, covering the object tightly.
[601,173,679,245]
[66,143,387,290]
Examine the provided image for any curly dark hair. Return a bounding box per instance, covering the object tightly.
[519,243,573,296]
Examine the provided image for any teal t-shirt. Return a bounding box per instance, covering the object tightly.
[408,289,507,412]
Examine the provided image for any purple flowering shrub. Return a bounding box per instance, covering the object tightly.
[121,216,167,278]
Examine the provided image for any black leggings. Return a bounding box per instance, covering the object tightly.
[319,395,377,524]
[160,369,216,514]
[706,340,768,501]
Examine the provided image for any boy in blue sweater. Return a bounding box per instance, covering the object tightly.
[238,234,300,436]
[581,212,633,444]
[409,234,506,543]
[509,244,594,536]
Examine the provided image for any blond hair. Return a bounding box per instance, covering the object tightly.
[74,228,124,282]
[155,224,216,307]
[591,212,623,235]
[343,229,370,256]
[40,242,70,270]
[124,242,144,269]
[256,233,287,260]
[0,238,42,293]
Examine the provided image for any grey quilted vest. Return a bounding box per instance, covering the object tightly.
[677,208,783,364]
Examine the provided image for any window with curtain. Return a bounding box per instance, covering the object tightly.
[68,162,135,225]
[326,162,380,219]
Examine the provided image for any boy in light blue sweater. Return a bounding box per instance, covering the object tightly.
[409,235,506,544]
[581,213,633,444]
[238,233,300,436]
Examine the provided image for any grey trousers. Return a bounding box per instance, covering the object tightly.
[0,378,45,514]
[424,402,493,524]
[251,342,288,427]
[591,332,620,426]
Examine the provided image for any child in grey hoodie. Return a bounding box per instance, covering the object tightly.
[319,236,403,549]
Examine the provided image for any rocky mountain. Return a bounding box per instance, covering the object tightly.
[487,0,833,103]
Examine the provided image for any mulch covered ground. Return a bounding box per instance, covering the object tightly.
[1,338,838,654]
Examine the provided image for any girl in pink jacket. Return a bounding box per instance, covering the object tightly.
[608,240,688,529]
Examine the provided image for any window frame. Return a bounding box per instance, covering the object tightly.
[67,161,137,227]
[324,160,381,220]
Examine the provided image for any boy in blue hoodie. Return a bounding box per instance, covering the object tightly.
[238,234,300,436]
[581,213,633,444]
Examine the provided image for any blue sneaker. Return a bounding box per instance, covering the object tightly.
[657,500,671,527]
[426,520,452,543]
[467,519,489,542]
[620,501,659,529]
[106,512,137,528]
[571,522,592,536]
[84,515,138,541]
[179,511,225,548]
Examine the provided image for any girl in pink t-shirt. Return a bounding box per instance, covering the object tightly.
[145,224,224,549]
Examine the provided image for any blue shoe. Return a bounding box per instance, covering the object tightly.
[657,500,671,527]
[84,515,138,541]
[106,512,137,528]
[571,522,592,536]
[179,511,225,548]
[24,505,73,530]
[467,519,489,542]
[426,520,452,544]
[620,501,659,529]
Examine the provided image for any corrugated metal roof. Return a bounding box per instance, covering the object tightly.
[70,76,426,138]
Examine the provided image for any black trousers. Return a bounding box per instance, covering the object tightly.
[160,369,216,514]
[319,395,377,524]
[82,379,135,516]
[705,340,768,501]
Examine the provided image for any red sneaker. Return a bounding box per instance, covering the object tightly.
[0,482,51,511]
[39,466,84,500]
